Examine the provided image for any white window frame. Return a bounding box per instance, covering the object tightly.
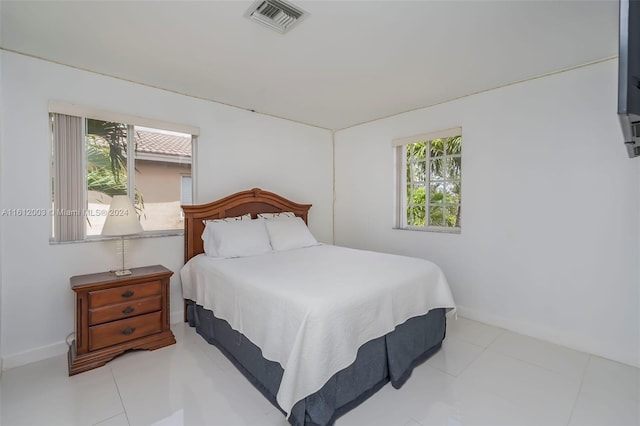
[49,103,199,243]
[49,102,199,135]
[393,127,462,233]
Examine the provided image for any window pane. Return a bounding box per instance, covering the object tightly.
[446,205,460,227]
[428,205,445,226]
[134,127,192,232]
[407,205,425,227]
[445,181,461,203]
[86,119,129,236]
[429,182,444,204]
[446,157,461,180]
[430,159,444,181]
[410,160,426,183]
[445,136,462,155]
[407,141,426,162]
[429,139,445,157]
[407,183,425,205]
[406,183,425,227]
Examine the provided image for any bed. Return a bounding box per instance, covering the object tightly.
[180,188,455,426]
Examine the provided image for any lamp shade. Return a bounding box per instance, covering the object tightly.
[101,195,144,236]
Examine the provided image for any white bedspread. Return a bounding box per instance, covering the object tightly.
[180,244,455,416]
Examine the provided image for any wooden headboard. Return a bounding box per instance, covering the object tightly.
[182,188,312,264]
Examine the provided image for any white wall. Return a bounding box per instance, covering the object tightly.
[335,60,640,367]
[0,51,333,369]
[0,21,3,377]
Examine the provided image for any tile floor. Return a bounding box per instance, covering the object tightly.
[1,317,638,426]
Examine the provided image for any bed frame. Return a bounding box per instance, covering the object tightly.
[182,187,311,264]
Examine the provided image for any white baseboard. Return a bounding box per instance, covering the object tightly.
[2,341,68,371]
[3,310,185,371]
[4,306,636,371]
[455,304,640,369]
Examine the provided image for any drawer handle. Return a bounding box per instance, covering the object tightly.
[121,290,134,298]
[122,306,135,314]
[121,327,136,336]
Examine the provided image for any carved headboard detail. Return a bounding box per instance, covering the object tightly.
[181,188,312,264]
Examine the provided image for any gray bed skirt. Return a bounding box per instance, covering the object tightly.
[187,301,446,426]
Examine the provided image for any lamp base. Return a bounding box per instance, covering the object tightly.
[114,269,133,277]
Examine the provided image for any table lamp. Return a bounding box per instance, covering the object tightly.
[101,195,143,276]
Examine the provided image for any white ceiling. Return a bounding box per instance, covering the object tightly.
[1,0,619,130]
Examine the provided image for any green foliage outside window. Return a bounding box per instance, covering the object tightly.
[86,120,145,220]
[406,136,461,228]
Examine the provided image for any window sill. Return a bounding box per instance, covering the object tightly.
[50,230,184,245]
[393,226,461,234]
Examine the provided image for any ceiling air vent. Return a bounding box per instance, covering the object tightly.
[245,0,308,34]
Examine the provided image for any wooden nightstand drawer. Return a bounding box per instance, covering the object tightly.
[89,296,162,326]
[89,311,162,351]
[88,280,161,308]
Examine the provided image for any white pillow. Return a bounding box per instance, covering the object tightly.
[208,218,272,258]
[257,211,296,220]
[202,214,251,257]
[265,217,318,251]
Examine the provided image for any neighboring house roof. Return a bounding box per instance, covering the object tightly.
[89,129,192,164]
[135,129,192,159]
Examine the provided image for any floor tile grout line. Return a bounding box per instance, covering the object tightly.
[493,329,592,358]
[453,346,486,378]
[573,357,640,405]
[444,334,487,351]
[458,342,581,422]
[109,366,132,426]
[482,342,588,385]
[92,411,128,426]
[457,339,585,422]
[484,327,507,348]
[446,321,506,350]
[427,363,458,379]
[484,346,586,384]
[409,416,426,426]
[441,334,489,378]
[456,318,615,370]
[565,354,591,426]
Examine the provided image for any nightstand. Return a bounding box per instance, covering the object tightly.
[68,265,176,375]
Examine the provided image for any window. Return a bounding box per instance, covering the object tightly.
[50,105,198,242]
[394,127,462,232]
